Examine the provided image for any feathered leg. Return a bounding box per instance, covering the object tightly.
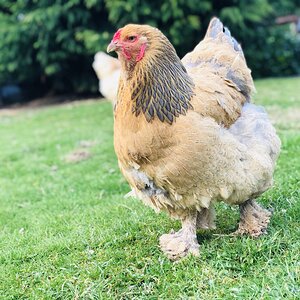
[159,210,199,260]
[235,199,272,237]
[197,204,216,230]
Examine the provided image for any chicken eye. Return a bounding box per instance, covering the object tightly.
[127,35,137,42]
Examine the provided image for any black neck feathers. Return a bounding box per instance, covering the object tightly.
[128,40,194,124]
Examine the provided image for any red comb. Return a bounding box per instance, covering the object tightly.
[113,29,122,42]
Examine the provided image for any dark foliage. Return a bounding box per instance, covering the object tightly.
[0,0,299,98]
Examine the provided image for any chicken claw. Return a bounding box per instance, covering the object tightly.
[159,230,200,260]
[159,211,199,260]
[235,199,272,237]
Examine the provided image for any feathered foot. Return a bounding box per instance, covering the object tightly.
[197,205,216,230]
[235,199,272,237]
[159,211,199,261]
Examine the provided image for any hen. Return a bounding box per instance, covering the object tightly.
[92,51,120,105]
[107,18,281,260]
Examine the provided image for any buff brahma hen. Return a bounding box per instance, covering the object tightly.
[107,18,281,260]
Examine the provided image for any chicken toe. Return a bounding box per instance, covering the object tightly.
[235,199,272,237]
[159,211,199,260]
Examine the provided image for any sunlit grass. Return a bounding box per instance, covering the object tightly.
[0,78,299,299]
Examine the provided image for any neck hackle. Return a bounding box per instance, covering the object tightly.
[124,37,195,124]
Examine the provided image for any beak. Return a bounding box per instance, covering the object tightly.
[107,41,118,53]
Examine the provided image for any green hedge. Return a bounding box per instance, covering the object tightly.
[0,0,299,96]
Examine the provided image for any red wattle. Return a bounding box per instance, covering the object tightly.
[122,47,131,60]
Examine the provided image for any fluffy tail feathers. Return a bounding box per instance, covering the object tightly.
[205,17,243,55]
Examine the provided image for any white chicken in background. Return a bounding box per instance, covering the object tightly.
[92,51,120,105]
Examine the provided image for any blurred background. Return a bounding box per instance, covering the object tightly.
[0,0,300,106]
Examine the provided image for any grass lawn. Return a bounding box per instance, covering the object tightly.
[0,77,299,299]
